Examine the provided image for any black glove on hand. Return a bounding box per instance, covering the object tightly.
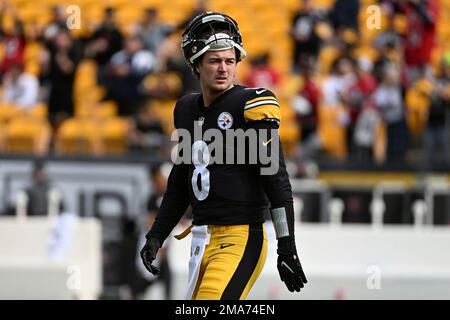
[277,237,307,292]
[140,237,161,277]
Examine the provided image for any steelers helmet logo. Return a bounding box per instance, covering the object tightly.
[192,46,197,53]
[217,112,233,129]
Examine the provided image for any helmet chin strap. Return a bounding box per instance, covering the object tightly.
[189,45,211,65]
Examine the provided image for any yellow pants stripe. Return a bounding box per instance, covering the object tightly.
[192,224,267,300]
[239,225,268,299]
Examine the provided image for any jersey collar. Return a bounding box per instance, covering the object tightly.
[197,85,241,113]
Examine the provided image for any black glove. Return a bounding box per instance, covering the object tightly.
[140,237,161,277]
[277,237,308,292]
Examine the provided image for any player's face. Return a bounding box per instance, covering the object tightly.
[198,48,237,93]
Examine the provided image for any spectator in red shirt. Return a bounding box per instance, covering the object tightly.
[396,0,439,85]
[0,2,26,77]
[292,60,321,142]
[243,53,281,91]
[345,57,378,128]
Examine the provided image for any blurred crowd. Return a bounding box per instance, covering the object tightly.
[0,0,448,171]
[289,0,449,170]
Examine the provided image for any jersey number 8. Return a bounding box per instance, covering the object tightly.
[191,140,210,201]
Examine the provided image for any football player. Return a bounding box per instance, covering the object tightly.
[141,12,307,300]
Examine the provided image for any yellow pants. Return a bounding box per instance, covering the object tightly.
[191,224,268,300]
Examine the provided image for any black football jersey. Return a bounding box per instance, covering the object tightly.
[149,85,293,243]
[174,85,281,224]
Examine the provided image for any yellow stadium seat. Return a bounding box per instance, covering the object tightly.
[55,117,102,155]
[280,104,296,124]
[15,103,48,120]
[0,103,20,124]
[317,45,341,75]
[4,116,50,155]
[25,60,40,76]
[373,119,386,164]
[74,60,98,93]
[115,7,142,26]
[352,45,379,63]
[405,78,433,136]
[393,14,408,34]
[314,0,334,9]
[150,99,176,135]
[317,104,348,160]
[280,120,300,157]
[0,43,5,65]
[100,117,129,154]
[142,72,182,99]
[74,86,105,109]
[315,21,334,41]
[0,122,5,152]
[279,74,304,99]
[24,42,43,63]
[29,103,48,120]
[94,100,118,119]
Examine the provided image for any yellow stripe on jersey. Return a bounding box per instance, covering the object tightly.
[245,96,278,106]
[244,104,281,122]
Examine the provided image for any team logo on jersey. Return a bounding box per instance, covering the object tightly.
[217,112,233,129]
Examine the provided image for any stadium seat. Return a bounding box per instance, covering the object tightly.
[3,116,50,155]
[317,104,348,160]
[0,43,4,65]
[93,100,118,119]
[279,98,300,156]
[279,74,304,100]
[55,117,103,155]
[74,86,105,116]
[0,103,21,125]
[142,72,182,99]
[352,45,379,63]
[315,21,334,42]
[373,119,386,164]
[317,45,341,75]
[74,60,98,94]
[405,78,433,137]
[99,117,129,154]
[24,41,44,75]
[148,99,176,135]
[28,103,48,120]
